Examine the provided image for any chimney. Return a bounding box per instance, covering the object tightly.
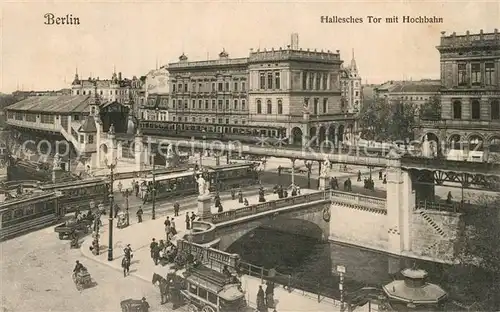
[118,72,122,81]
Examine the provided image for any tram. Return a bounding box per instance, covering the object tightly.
[140,120,287,145]
[39,178,110,214]
[141,163,259,202]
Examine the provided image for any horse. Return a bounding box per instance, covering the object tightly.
[122,256,131,277]
[152,273,170,304]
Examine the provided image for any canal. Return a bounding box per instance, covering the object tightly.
[227,227,499,310]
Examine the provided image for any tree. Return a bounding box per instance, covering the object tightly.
[358,97,417,142]
[419,95,441,120]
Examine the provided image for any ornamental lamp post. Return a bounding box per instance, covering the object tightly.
[104,157,118,261]
[124,188,130,226]
[89,200,99,255]
[151,153,156,220]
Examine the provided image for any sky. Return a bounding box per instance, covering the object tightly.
[0,0,499,93]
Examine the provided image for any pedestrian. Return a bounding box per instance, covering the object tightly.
[171,218,177,236]
[135,181,140,197]
[164,217,171,242]
[136,207,143,223]
[231,189,236,200]
[150,238,158,262]
[257,285,266,312]
[185,212,191,230]
[379,170,383,180]
[238,189,243,203]
[117,181,123,193]
[190,212,197,223]
[140,297,150,312]
[173,202,180,216]
[131,179,135,191]
[265,281,275,308]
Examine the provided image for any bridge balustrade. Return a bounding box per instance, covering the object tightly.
[177,239,239,269]
[210,192,327,224]
[329,190,386,210]
[415,200,460,212]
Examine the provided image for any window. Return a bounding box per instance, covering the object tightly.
[88,135,94,144]
[260,73,266,89]
[198,100,202,109]
[79,135,84,143]
[218,118,222,123]
[76,90,80,95]
[453,100,462,119]
[178,84,182,92]
[83,90,86,95]
[492,100,500,120]
[198,83,202,91]
[192,83,196,92]
[192,117,196,122]
[241,81,246,91]
[184,101,188,109]
[212,100,216,110]
[304,98,309,108]
[172,84,176,92]
[224,82,228,91]
[192,100,196,109]
[234,99,238,110]
[471,100,480,119]
[309,74,314,90]
[173,116,176,121]
[41,114,55,124]
[315,74,321,90]
[211,82,215,91]
[218,100,223,110]
[323,73,328,90]
[25,113,36,122]
[275,72,280,89]
[277,100,283,114]
[172,99,176,109]
[471,63,481,85]
[241,99,246,111]
[184,84,188,92]
[313,98,319,115]
[267,73,273,89]
[234,82,238,91]
[184,117,188,122]
[323,98,328,113]
[458,63,467,86]
[225,99,229,110]
[205,100,209,110]
[267,100,272,114]
[100,90,103,95]
[302,72,307,89]
[257,100,262,114]
[355,91,359,97]
[486,63,495,85]
[225,118,229,124]
[212,118,215,123]
[218,83,223,91]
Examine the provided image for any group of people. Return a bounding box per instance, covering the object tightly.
[257,281,276,312]
[150,238,178,265]
[164,217,177,243]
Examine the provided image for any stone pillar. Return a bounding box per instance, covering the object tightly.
[107,132,117,161]
[197,194,212,220]
[134,131,144,171]
[385,151,413,254]
[52,167,64,183]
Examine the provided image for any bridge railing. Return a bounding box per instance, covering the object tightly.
[210,191,328,224]
[177,239,240,269]
[329,190,386,210]
[415,200,463,212]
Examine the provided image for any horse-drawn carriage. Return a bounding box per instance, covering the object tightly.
[54,218,92,239]
[72,269,93,291]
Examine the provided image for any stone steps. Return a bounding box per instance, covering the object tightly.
[418,210,446,237]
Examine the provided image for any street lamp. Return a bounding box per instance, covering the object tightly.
[104,157,117,261]
[124,188,130,226]
[151,153,156,220]
[89,200,99,255]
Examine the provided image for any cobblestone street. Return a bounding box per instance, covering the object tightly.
[0,226,169,312]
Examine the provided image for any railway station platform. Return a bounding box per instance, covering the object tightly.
[81,187,342,312]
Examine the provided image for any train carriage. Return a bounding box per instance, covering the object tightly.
[141,163,259,203]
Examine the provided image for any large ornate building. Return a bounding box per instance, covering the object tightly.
[416,29,500,161]
[163,34,358,146]
[70,69,143,109]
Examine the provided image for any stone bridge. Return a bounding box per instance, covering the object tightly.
[187,190,387,252]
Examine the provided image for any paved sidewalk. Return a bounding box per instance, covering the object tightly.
[81,189,341,312]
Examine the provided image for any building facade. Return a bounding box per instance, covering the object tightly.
[140,68,170,121]
[161,34,357,146]
[339,50,362,114]
[167,50,249,133]
[416,29,500,161]
[373,80,441,109]
[70,70,143,108]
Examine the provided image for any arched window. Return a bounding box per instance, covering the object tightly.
[453,100,462,119]
[471,100,480,119]
[266,100,272,114]
[256,100,262,114]
[277,100,283,114]
[449,134,462,150]
[469,135,484,151]
[491,100,500,120]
